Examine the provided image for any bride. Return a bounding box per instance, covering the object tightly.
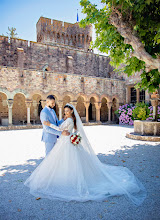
[24,103,146,205]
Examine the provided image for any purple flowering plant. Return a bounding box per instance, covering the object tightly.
[115,104,135,125]
[115,103,160,125]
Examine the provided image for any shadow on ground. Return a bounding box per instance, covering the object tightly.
[0,143,160,220]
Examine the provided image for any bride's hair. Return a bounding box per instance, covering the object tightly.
[64,105,77,130]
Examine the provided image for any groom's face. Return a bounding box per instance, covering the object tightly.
[47,99,55,109]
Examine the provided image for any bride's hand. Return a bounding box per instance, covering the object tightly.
[43,120,51,126]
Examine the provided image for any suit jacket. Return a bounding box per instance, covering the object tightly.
[40,106,64,143]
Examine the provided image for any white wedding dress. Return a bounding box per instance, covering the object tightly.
[24,104,146,205]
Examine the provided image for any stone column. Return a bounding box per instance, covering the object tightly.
[25,100,32,125]
[126,86,130,104]
[151,92,159,121]
[145,90,150,103]
[107,102,112,122]
[41,100,46,109]
[136,88,140,103]
[84,102,90,123]
[32,100,38,120]
[7,99,14,126]
[57,101,63,120]
[95,102,101,122]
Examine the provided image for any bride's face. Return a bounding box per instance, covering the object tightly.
[64,107,73,118]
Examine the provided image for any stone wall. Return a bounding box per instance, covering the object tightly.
[0,35,113,78]
[0,66,125,103]
[36,17,92,51]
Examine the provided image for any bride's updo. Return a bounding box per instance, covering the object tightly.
[64,104,77,130]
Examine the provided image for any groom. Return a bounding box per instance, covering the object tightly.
[40,95,69,156]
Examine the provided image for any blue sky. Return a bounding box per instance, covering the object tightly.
[0,0,99,40]
[0,0,106,54]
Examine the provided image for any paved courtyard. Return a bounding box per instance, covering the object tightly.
[0,125,160,220]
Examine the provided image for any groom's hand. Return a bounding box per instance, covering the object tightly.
[62,130,70,136]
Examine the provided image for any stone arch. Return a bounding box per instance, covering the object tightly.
[45,91,62,101]
[0,92,8,125]
[87,94,100,102]
[28,91,45,100]
[89,97,96,122]
[44,92,61,116]
[111,95,120,104]
[0,88,10,99]
[30,94,43,123]
[75,93,87,102]
[100,97,108,122]
[12,89,29,99]
[100,94,112,103]
[62,95,71,116]
[76,96,86,121]
[112,97,118,121]
[52,95,59,117]
[13,93,27,124]
[62,92,74,101]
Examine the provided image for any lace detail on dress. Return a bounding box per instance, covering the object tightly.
[49,118,74,132]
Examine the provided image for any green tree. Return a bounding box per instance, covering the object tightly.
[6,27,18,38]
[79,0,160,93]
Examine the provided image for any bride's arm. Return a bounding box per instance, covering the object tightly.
[43,120,65,131]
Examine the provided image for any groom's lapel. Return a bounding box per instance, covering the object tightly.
[45,107,54,122]
[52,109,58,124]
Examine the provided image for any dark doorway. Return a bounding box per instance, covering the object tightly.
[89,103,92,121]
[38,100,43,116]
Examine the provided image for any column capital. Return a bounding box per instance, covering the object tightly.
[107,102,112,109]
[7,99,14,108]
[94,102,101,110]
[70,101,77,107]
[25,99,32,108]
[57,100,63,108]
[84,101,90,109]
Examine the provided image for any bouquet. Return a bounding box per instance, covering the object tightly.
[70,133,82,146]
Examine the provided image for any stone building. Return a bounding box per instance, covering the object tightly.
[0,16,150,127]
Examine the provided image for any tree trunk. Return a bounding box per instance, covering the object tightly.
[109,8,160,73]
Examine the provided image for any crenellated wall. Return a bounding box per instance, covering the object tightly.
[0,35,113,78]
[36,17,92,50]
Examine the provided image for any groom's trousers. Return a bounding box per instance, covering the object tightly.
[45,142,56,156]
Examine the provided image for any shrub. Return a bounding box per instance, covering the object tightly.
[115,103,160,125]
[132,102,150,120]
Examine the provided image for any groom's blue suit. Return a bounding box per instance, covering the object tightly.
[40,106,64,156]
